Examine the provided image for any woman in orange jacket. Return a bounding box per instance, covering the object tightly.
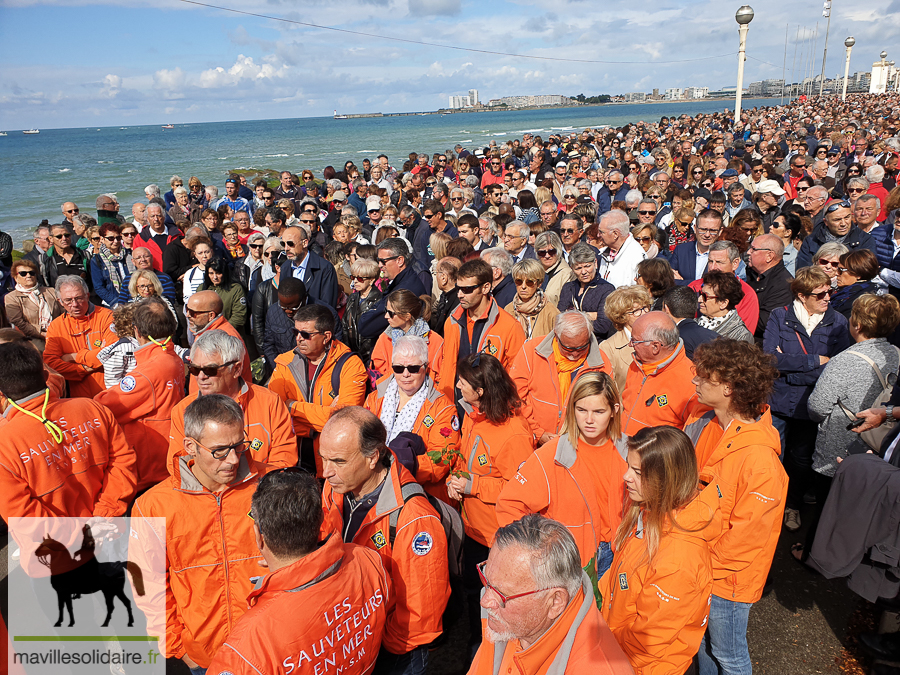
[445,352,535,656]
[496,371,626,602]
[369,289,442,379]
[600,426,718,675]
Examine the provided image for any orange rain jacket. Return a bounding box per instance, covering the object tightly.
[621,341,706,436]
[94,341,186,490]
[0,390,137,575]
[167,380,297,473]
[365,375,460,502]
[43,304,116,398]
[468,572,634,675]
[684,407,788,603]
[322,459,450,655]
[370,329,443,380]
[599,480,721,675]
[206,534,392,675]
[268,340,367,474]
[188,317,253,394]
[435,300,526,400]
[496,434,627,594]
[130,454,268,668]
[510,333,613,440]
[455,406,535,547]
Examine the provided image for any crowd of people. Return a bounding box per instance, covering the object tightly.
[3,91,900,675]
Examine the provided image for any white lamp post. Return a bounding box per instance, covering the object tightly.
[842,37,855,101]
[735,5,754,122]
[819,0,832,96]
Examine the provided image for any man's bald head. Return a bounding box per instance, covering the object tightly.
[132,247,154,270]
[188,290,224,315]
[631,311,681,360]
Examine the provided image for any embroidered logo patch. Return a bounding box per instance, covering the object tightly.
[119,376,136,392]
[422,415,435,428]
[618,573,629,591]
[93,339,103,347]
[412,531,433,556]
[477,454,488,467]
[656,394,668,407]
[371,530,387,549]
[250,438,263,452]
[486,343,498,355]
[451,414,460,431]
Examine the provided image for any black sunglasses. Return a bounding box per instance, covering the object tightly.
[392,364,424,374]
[537,248,557,257]
[457,283,483,294]
[187,360,236,377]
[825,200,852,214]
[249,244,263,249]
[17,270,36,277]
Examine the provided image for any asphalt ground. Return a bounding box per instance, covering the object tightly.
[2,500,896,674]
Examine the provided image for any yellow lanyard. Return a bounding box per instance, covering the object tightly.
[149,336,172,351]
[8,389,65,444]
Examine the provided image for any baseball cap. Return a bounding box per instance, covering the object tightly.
[555,161,568,169]
[332,190,347,201]
[366,196,382,212]
[755,179,785,196]
[720,169,739,178]
[827,146,841,155]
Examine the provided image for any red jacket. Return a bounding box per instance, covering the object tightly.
[206,534,392,675]
[188,316,253,395]
[43,305,116,398]
[322,460,450,655]
[94,341,186,490]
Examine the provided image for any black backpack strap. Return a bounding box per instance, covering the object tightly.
[330,352,353,399]
[388,482,426,545]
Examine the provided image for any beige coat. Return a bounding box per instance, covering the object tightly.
[599,329,634,393]
[505,299,560,341]
[543,259,575,308]
[5,287,63,338]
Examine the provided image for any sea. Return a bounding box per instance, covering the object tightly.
[0,98,778,247]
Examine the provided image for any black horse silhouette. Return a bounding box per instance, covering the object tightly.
[34,524,144,628]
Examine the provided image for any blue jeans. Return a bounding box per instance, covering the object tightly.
[189,667,207,675]
[698,594,754,675]
[372,645,428,675]
[597,541,614,580]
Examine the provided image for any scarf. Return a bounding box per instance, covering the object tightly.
[97,244,128,293]
[667,224,694,252]
[388,317,431,346]
[16,284,52,332]
[793,299,824,336]
[379,377,430,443]
[513,290,546,339]
[696,312,729,332]
[552,338,584,404]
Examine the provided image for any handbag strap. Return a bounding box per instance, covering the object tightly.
[793,331,808,355]
[845,348,899,391]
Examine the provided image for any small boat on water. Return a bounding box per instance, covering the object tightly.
[0,132,7,137]
[23,129,39,135]
[162,124,175,129]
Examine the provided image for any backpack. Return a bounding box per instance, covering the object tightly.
[330,351,374,398]
[388,481,465,579]
[838,347,900,451]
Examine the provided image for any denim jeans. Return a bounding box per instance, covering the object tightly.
[597,541,614,580]
[698,594,754,675]
[189,667,207,675]
[372,645,428,675]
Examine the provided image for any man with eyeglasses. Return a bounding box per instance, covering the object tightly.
[477,183,503,217]
[22,224,52,285]
[413,200,458,269]
[503,221,536,264]
[45,223,89,289]
[669,210,722,283]
[185,290,253,390]
[115,247,178,306]
[687,240,760,335]
[510,311,612,446]
[797,199,877,270]
[60,201,80,234]
[481,155,507,190]
[621,311,704,435]
[269,304,366,474]
[746,234,794,339]
[468,515,630,674]
[448,187,476,219]
[44,275,116,398]
[559,213,586,263]
[96,192,120,226]
[279,225,339,308]
[595,171,628,217]
[783,153,813,201]
[132,393,271,674]
[359,239,428,340]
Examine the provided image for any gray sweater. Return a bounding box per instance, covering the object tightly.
[808,337,900,477]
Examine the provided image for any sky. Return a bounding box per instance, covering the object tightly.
[0,0,897,130]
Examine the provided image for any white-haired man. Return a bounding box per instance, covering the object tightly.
[595,210,647,288]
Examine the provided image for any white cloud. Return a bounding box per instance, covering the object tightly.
[101,74,121,98]
[153,67,186,91]
[198,54,288,88]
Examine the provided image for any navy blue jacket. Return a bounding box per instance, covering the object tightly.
[870,223,898,269]
[89,254,128,307]
[413,220,459,269]
[557,275,615,339]
[262,299,343,367]
[358,266,428,339]
[492,274,516,310]
[279,250,339,308]
[667,241,706,283]
[115,270,177,305]
[677,318,718,360]
[509,244,537,264]
[595,184,630,219]
[796,223,878,269]
[829,280,879,320]
[763,305,851,418]
[347,193,370,226]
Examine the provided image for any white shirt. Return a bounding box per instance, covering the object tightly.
[597,235,647,288]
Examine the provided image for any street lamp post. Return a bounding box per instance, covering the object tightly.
[735,5,754,122]
[842,37,855,101]
[819,0,832,96]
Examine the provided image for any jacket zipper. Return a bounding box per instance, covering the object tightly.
[215,492,234,630]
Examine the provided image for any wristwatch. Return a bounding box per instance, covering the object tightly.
[885,405,896,425]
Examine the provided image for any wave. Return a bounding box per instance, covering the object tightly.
[58,168,70,173]
[357,150,377,153]
[97,160,113,164]
[516,128,545,133]
[264,153,289,157]
[550,126,574,130]
[458,139,472,143]
[293,153,304,156]
[217,157,228,160]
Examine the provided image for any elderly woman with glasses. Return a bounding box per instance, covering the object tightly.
[168,186,203,225]
[842,175,870,204]
[600,285,653,392]
[364,335,459,501]
[557,243,615,341]
[534,231,573,308]
[829,249,881,319]
[696,270,754,343]
[5,259,63,347]
[505,258,559,341]
[812,242,850,288]
[763,266,851,533]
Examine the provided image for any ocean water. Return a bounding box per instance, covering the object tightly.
[0,98,776,246]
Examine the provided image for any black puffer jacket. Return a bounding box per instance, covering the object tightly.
[342,288,383,364]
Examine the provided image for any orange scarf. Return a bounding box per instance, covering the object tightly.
[553,339,585,404]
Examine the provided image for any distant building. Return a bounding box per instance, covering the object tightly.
[652,88,661,100]
[684,87,709,99]
[665,88,683,100]
[449,94,475,109]
[468,89,479,106]
[623,92,647,102]
[488,94,574,108]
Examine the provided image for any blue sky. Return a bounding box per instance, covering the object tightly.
[0,0,896,129]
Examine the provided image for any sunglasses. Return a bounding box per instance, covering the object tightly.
[186,307,214,317]
[825,200,852,214]
[17,270,36,277]
[560,228,581,235]
[638,210,656,215]
[698,292,718,302]
[65,208,80,214]
[806,289,832,300]
[249,244,263,250]
[537,248,557,258]
[514,278,538,288]
[54,233,71,239]
[296,329,324,340]
[457,283,483,295]
[104,236,123,242]
[378,255,400,265]
[351,275,375,282]
[818,259,840,268]
[847,187,866,194]
[392,364,424,374]
[187,360,236,377]
[634,236,653,243]
[121,231,137,237]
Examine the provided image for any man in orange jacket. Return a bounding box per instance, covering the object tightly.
[94,298,185,491]
[621,312,706,435]
[130,394,268,672]
[684,340,787,675]
[510,312,612,445]
[43,275,117,398]
[320,406,449,675]
[268,303,367,475]
[207,469,393,675]
[435,259,526,406]
[185,290,252,392]
[469,514,633,675]
[167,330,296,472]
[0,341,136,574]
